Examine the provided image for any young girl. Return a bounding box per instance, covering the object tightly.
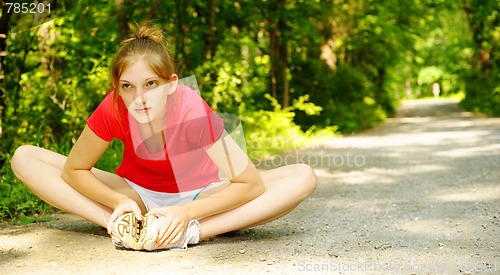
[10,22,317,251]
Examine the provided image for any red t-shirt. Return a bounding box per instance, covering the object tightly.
[87,84,225,193]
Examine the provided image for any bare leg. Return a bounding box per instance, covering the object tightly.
[10,145,146,227]
[197,163,317,239]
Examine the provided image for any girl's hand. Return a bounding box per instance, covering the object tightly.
[107,197,143,235]
[146,206,190,247]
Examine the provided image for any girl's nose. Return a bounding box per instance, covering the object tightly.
[134,89,146,104]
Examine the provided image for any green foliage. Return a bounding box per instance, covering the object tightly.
[240,94,328,159]
[461,68,500,116]
[418,66,444,85]
[95,139,124,172]
[293,62,387,133]
[195,35,269,114]
[459,0,499,115]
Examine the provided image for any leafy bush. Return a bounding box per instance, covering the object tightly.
[240,93,333,159]
[461,68,500,116]
[293,62,388,133]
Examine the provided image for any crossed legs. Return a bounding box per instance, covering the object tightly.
[10,145,317,240]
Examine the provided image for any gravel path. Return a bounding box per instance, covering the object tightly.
[1,98,499,274]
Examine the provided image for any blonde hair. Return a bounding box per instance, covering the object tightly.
[109,21,175,116]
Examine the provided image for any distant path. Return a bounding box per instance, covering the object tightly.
[1,99,499,274]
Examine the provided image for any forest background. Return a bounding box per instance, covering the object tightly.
[0,0,498,221]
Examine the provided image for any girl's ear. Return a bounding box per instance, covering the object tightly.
[167,74,178,94]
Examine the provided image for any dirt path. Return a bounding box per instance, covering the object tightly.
[1,99,499,274]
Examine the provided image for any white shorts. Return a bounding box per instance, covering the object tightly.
[124,178,230,211]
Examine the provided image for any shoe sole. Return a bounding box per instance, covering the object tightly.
[111,212,141,250]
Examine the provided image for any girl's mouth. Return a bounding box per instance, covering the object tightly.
[134,107,151,113]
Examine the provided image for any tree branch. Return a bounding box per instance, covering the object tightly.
[145,0,161,21]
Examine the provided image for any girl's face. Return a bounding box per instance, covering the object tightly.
[118,60,177,124]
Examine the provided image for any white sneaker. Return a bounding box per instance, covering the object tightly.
[111,212,200,251]
[142,217,200,251]
[172,219,201,250]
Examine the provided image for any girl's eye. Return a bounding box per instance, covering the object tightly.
[146,81,158,87]
[122,83,133,89]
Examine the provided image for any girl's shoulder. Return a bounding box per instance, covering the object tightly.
[87,91,128,141]
[177,84,199,98]
[176,84,212,111]
[99,91,127,115]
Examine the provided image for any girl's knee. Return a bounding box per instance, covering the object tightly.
[11,145,36,175]
[293,163,317,198]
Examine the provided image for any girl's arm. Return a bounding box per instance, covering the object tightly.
[179,130,265,221]
[61,125,130,210]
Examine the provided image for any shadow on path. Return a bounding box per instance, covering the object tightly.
[294,99,500,274]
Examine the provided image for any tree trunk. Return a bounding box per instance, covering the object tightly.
[0,4,12,139]
[203,0,216,60]
[268,0,288,107]
[279,40,289,108]
[269,19,278,100]
[116,0,132,41]
[174,0,188,74]
[277,3,289,108]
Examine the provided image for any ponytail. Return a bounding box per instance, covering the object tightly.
[120,21,167,48]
